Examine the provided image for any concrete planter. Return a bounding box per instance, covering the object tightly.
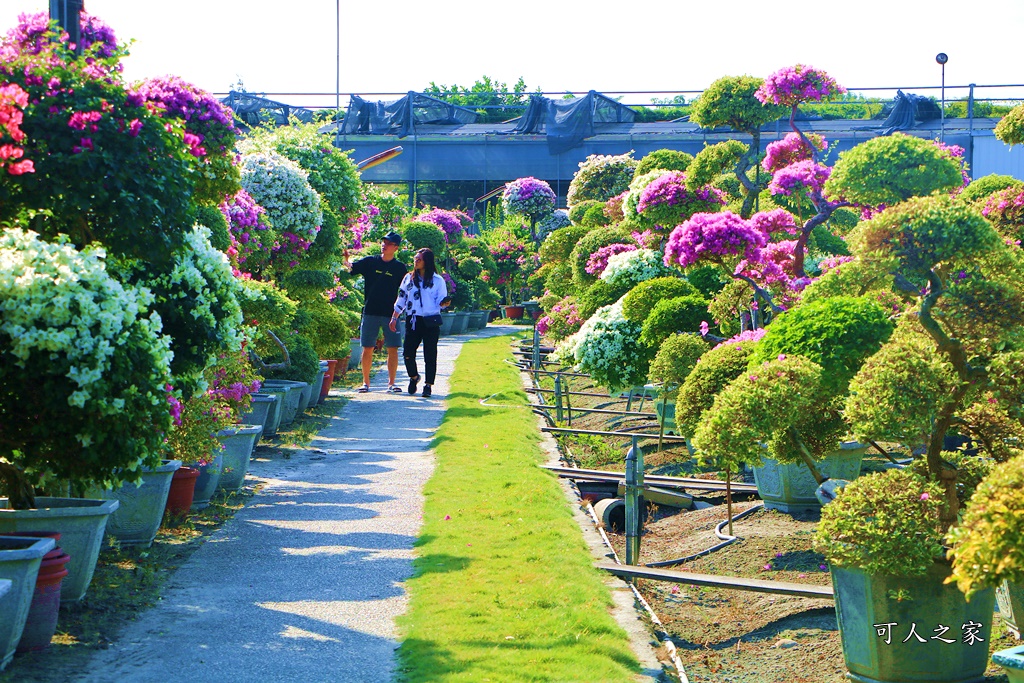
[215,425,263,492]
[993,644,1024,683]
[0,498,117,604]
[752,442,867,513]
[296,381,313,413]
[261,380,305,427]
[832,562,994,683]
[190,455,224,511]
[439,312,456,336]
[260,389,285,436]
[0,536,54,670]
[451,311,471,334]
[93,460,181,547]
[998,580,1024,639]
[655,399,676,435]
[310,363,328,406]
[238,393,276,441]
[348,339,362,369]
[473,310,490,329]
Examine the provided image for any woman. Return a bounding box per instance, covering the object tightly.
[389,248,450,397]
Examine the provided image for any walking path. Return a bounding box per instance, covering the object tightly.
[73,326,662,682]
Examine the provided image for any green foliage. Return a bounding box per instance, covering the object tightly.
[693,355,826,472]
[566,152,637,207]
[576,278,633,319]
[581,203,612,228]
[807,223,851,257]
[635,149,694,176]
[994,103,1024,145]
[686,140,748,189]
[814,469,947,577]
[639,294,710,350]
[541,259,575,298]
[265,332,321,385]
[749,296,895,395]
[799,92,886,120]
[845,321,963,449]
[237,278,297,329]
[825,133,964,206]
[401,220,447,258]
[190,205,231,252]
[648,333,710,392]
[282,269,335,300]
[621,276,698,322]
[293,297,351,359]
[689,75,786,133]
[848,195,998,277]
[948,455,1024,596]
[684,264,727,299]
[569,225,634,288]
[164,392,234,467]
[675,339,757,437]
[960,174,1023,204]
[304,207,341,270]
[540,224,590,262]
[568,201,603,226]
[423,75,536,123]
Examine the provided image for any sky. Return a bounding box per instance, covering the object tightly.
[2,0,1023,110]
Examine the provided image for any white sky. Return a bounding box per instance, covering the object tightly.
[2,0,1023,109]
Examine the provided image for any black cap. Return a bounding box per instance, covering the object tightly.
[382,231,402,246]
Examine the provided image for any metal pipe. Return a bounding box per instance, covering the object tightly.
[543,426,690,442]
[624,437,640,565]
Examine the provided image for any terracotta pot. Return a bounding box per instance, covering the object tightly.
[319,359,339,402]
[503,305,525,320]
[164,466,199,519]
[15,550,69,653]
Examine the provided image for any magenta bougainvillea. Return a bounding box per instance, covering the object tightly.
[0,82,33,175]
[3,11,118,63]
[502,176,556,218]
[585,243,637,276]
[755,65,845,108]
[220,189,274,274]
[769,159,831,197]
[663,211,767,269]
[636,171,727,230]
[417,207,471,243]
[748,208,799,236]
[762,132,828,174]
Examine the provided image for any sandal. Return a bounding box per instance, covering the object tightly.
[357,384,369,393]
[387,384,403,394]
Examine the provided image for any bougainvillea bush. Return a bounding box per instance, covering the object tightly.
[566,152,637,207]
[502,176,556,219]
[536,296,584,342]
[0,228,174,508]
[221,188,275,277]
[0,14,198,263]
[599,248,674,289]
[0,82,33,176]
[417,207,472,243]
[634,171,727,233]
[557,301,649,391]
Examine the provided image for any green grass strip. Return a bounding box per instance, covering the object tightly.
[397,334,642,682]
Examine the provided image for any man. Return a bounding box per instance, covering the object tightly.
[347,231,408,393]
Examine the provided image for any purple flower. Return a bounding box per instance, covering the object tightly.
[417,208,470,242]
[664,211,767,269]
[502,176,556,218]
[755,65,846,107]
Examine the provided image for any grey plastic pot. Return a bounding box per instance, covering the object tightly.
[238,393,276,441]
[0,498,117,604]
[752,441,867,514]
[260,389,285,436]
[215,425,263,492]
[0,536,55,670]
[93,459,182,547]
[261,380,305,427]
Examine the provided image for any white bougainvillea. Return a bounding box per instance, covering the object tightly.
[556,300,647,391]
[239,152,322,252]
[600,248,673,288]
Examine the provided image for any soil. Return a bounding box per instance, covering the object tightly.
[524,342,1018,683]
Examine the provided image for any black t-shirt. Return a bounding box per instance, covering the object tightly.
[351,256,408,316]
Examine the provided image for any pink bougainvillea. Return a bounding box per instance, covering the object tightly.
[762,132,828,174]
[417,207,471,242]
[0,82,33,175]
[663,211,767,269]
[585,243,637,275]
[748,208,799,236]
[769,159,831,197]
[755,65,845,108]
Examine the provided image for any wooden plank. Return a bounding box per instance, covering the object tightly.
[596,562,834,599]
[543,465,759,493]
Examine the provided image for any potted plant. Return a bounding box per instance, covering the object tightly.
[163,391,234,512]
[647,333,710,436]
[0,535,54,670]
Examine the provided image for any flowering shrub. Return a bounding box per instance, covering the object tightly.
[664,211,767,269]
[163,390,234,468]
[566,152,637,206]
[635,171,727,230]
[221,188,275,276]
[640,294,711,349]
[557,301,649,391]
[981,186,1024,245]
[622,170,670,219]
[600,248,673,289]
[0,83,33,175]
[755,65,846,108]
[536,209,571,238]
[674,337,758,438]
[502,176,556,219]
[536,296,584,342]
[690,75,788,134]
[123,227,245,388]
[769,159,831,197]
[762,132,828,174]
[133,75,240,205]
[994,102,1024,145]
[239,152,322,271]
[204,345,263,423]
[0,228,173,507]
[585,243,636,276]
[621,276,699,322]
[3,11,118,62]
[418,207,472,243]
[0,18,197,263]
[490,238,537,304]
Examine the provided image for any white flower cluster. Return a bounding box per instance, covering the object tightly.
[239,152,323,242]
[0,228,172,414]
[600,248,673,288]
[556,300,647,392]
[536,209,571,239]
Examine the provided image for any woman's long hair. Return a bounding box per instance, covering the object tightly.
[414,247,436,288]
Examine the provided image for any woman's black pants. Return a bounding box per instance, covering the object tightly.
[404,318,440,384]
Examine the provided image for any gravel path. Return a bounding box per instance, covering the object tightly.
[75,328,512,683]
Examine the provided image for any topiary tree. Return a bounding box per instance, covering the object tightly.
[690,75,787,217]
[960,173,1023,204]
[633,171,727,238]
[648,333,710,397]
[994,102,1024,145]
[675,333,761,438]
[556,301,650,392]
[635,149,694,177]
[566,152,637,207]
[620,276,699,322]
[0,228,174,509]
[981,186,1024,245]
[639,294,711,350]
[401,220,447,259]
[569,225,635,289]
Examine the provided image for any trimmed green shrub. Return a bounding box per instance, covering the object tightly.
[581,203,612,228]
[540,224,590,262]
[621,276,698,322]
[191,204,231,252]
[639,294,710,349]
[675,338,757,437]
[569,225,634,288]
[649,333,710,394]
[689,75,787,134]
[684,264,727,299]
[960,174,1023,204]
[568,200,604,225]
[635,149,694,177]
[265,331,321,385]
[401,220,447,258]
[567,152,637,207]
[686,140,748,189]
[577,278,633,319]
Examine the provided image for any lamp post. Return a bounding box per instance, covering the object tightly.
[335,0,340,148]
[936,53,948,143]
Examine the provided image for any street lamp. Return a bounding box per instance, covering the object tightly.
[936,53,948,143]
[335,0,340,148]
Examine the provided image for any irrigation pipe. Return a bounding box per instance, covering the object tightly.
[644,503,765,568]
[585,502,689,683]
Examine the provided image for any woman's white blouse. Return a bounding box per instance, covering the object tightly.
[394,273,448,318]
